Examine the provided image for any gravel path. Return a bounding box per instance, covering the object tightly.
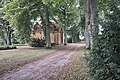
[0,44,81,80]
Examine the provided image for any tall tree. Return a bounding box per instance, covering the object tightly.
[44,4,51,48]
[84,0,98,49]
[0,0,13,45]
[2,20,13,45]
[54,0,76,45]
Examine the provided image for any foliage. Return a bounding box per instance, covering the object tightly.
[29,38,46,47]
[3,0,44,42]
[87,1,120,80]
[0,45,16,50]
[3,0,83,45]
[0,0,12,45]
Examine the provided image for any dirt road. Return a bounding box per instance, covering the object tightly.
[0,44,82,80]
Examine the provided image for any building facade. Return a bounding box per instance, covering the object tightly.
[31,20,64,45]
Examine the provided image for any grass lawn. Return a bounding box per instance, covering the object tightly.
[58,46,91,80]
[0,45,66,75]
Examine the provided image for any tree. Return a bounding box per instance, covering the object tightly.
[84,0,98,49]
[2,20,13,45]
[3,0,45,43]
[3,0,83,47]
[0,0,13,45]
[44,4,51,48]
[52,0,77,45]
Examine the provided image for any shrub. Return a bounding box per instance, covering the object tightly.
[29,38,46,47]
[0,45,17,50]
[87,4,120,80]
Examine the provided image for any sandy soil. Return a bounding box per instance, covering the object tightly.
[0,44,81,80]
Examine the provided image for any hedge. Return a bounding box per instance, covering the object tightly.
[0,45,17,50]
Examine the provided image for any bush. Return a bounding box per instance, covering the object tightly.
[0,45,17,50]
[29,38,46,47]
[87,4,120,80]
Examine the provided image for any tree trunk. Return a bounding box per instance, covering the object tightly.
[84,0,98,49]
[85,0,91,49]
[64,9,67,45]
[64,25,67,45]
[90,0,98,47]
[4,26,12,45]
[8,30,12,45]
[44,5,51,48]
[77,32,80,42]
[4,29,8,45]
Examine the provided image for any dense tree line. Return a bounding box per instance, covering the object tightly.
[1,0,82,47]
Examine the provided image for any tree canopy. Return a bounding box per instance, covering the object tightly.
[3,0,81,43]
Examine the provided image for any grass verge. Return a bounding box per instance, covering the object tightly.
[58,46,91,80]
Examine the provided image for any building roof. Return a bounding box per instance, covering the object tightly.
[33,20,61,32]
